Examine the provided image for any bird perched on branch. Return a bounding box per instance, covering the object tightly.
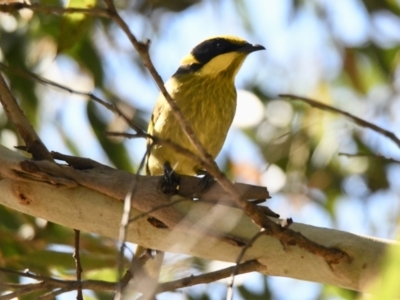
[136,35,265,285]
[147,36,265,177]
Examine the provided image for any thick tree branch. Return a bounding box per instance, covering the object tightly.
[0,146,395,292]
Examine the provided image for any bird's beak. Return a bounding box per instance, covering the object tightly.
[238,43,266,54]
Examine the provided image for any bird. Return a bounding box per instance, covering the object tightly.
[146,36,265,177]
[136,35,265,286]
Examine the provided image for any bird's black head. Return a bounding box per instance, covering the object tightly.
[191,37,264,65]
[174,36,265,76]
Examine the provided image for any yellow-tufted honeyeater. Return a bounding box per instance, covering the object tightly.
[147,36,265,176]
[136,36,265,281]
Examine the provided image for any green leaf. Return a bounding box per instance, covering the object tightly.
[57,0,97,54]
[238,279,272,300]
[323,284,359,299]
[75,36,104,86]
[368,242,400,299]
[135,0,200,13]
[86,101,134,171]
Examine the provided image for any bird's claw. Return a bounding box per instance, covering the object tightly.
[160,162,180,194]
[197,170,216,192]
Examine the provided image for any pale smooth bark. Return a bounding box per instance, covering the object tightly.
[0,145,395,292]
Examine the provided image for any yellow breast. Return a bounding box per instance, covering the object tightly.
[147,76,236,175]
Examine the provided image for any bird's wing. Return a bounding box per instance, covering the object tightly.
[147,96,163,135]
[145,85,173,174]
[147,77,178,135]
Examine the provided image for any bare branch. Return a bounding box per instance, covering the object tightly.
[0,62,230,183]
[0,267,117,299]
[0,62,146,136]
[0,282,47,300]
[0,70,52,160]
[129,198,190,224]
[226,229,266,300]
[158,260,266,293]
[280,94,400,148]
[73,230,83,300]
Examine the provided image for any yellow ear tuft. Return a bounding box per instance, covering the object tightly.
[197,52,245,77]
[180,54,200,65]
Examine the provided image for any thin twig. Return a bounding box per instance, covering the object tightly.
[157,260,265,293]
[115,186,134,299]
[101,4,290,294]
[129,198,190,224]
[338,152,400,164]
[73,229,83,300]
[0,8,352,298]
[0,267,117,299]
[0,2,110,17]
[0,62,146,136]
[37,288,70,300]
[0,282,47,300]
[280,94,400,148]
[115,140,153,299]
[226,229,265,300]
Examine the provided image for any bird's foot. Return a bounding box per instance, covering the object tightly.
[160,162,180,194]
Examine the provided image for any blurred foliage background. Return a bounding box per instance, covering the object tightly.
[1,0,400,299]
